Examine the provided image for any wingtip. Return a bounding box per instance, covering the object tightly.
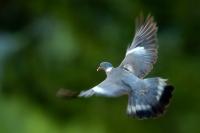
[56,88,79,99]
[135,14,158,32]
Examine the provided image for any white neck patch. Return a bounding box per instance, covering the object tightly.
[105,67,113,73]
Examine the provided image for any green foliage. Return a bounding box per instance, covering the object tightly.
[0,0,200,133]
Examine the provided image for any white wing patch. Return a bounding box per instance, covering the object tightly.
[119,15,158,78]
[126,47,146,56]
[93,86,106,94]
[123,64,134,72]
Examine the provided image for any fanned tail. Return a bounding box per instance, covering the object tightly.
[127,78,174,119]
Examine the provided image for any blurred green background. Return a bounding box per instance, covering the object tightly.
[0,0,200,133]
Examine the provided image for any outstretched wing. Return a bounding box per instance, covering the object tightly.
[119,15,158,78]
[79,78,127,97]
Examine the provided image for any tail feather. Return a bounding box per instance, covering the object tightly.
[127,78,174,119]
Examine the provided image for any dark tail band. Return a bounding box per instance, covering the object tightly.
[127,78,175,119]
[135,85,174,119]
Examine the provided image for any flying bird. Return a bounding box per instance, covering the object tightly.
[58,15,174,119]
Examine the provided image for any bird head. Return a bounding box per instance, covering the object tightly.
[97,62,113,72]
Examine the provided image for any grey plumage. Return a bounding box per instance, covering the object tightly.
[60,15,174,119]
[120,15,158,78]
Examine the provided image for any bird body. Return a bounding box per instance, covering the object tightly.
[85,67,139,97]
[58,15,174,119]
[79,66,173,119]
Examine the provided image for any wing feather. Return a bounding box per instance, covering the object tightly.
[119,15,158,78]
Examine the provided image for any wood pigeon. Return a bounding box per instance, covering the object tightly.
[58,15,174,119]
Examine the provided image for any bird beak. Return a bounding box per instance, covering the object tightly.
[97,67,101,71]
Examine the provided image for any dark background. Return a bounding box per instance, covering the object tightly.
[0,0,200,133]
